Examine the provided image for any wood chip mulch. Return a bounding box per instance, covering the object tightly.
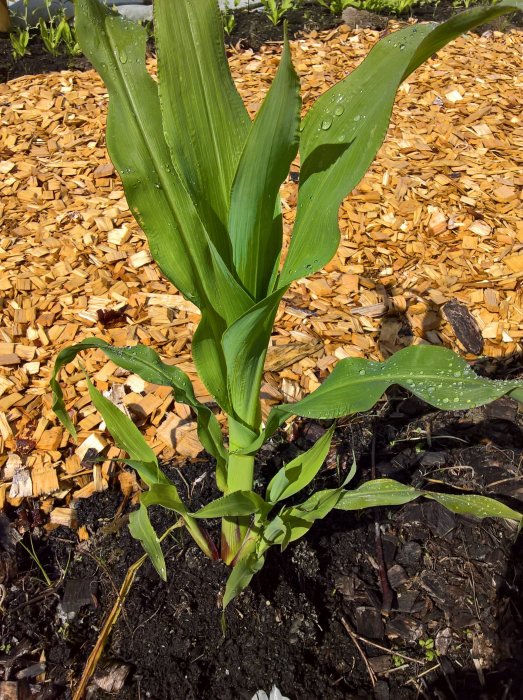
[0,23,522,531]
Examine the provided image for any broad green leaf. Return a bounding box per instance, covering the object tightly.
[222,289,287,434]
[280,486,347,543]
[192,311,231,418]
[335,478,523,524]
[223,550,266,609]
[141,483,189,515]
[51,338,227,488]
[75,0,219,309]
[76,0,252,419]
[192,491,267,519]
[129,505,166,581]
[229,28,301,300]
[155,0,250,250]
[336,479,421,510]
[266,425,335,503]
[141,483,219,559]
[84,375,167,487]
[279,1,523,286]
[424,492,523,523]
[261,346,523,442]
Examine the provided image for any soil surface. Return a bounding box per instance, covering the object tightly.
[2,0,522,80]
[2,386,523,699]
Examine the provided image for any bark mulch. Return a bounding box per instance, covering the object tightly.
[0,23,521,511]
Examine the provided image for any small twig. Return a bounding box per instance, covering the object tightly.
[73,522,182,700]
[340,617,377,687]
[346,633,422,665]
[371,435,393,613]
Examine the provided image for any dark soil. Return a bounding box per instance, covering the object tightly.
[2,0,523,81]
[2,389,523,699]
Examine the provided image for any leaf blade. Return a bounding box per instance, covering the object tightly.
[267,425,335,503]
[155,0,250,249]
[280,1,523,286]
[261,346,523,441]
[129,505,166,581]
[229,28,301,300]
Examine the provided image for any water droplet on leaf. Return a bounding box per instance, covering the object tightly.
[321,119,332,131]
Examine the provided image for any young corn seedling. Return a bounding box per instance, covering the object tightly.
[53,0,523,610]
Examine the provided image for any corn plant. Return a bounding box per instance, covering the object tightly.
[53,0,523,610]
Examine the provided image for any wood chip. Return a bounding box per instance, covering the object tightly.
[0,25,521,509]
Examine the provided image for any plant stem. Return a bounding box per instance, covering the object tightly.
[221,450,255,564]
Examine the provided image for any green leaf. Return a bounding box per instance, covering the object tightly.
[261,346,523,442]
[154,0,250,249]
[51,338,227,488]
[222,290,287,434]
[129,505,166,581]
[140,484,219,560]
[76,0,253,413]
[267,424,335,503]
[335,478,523,524]
[140,483,189,515]
[223,550,266,609]
[280,485,348,543]
[279,1,523,286]
[423,492,523,523]
[192,491,267,519]
[84,374,167,487]
[336,479,421,510]
[74,0,213,308]
[229,27,301,300]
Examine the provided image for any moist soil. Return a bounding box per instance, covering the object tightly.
[2,0,523,81]
[2,385,523,699]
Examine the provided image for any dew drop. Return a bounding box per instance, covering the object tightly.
[321,119,332,131]
[334,105,345,116]
[119,50,128,64]
[353,115,361,122]
[399,44,406,51]
[359,369,366,376]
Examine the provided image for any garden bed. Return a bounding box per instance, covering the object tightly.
[0,9,522,700]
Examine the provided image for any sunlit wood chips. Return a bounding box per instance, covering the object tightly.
[0,23,521,516]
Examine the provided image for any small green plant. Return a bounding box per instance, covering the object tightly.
[18,534,52,587]
[262,0,300,25]
[317,0,348,13]
[39,0,81,57]
[333,0,415,14]
[10,24,30,59]
[9,0,31,60]
[53,0,523,613]
[419,638,437,662]
[222,0,241,35]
